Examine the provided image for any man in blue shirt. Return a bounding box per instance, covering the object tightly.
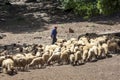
[51,26,57,44]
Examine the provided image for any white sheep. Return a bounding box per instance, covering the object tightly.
[24,53,37,65]
[0,56,6,67]
[60,49,71,65]
[102,43,109,57]
[57,38,67,43]
[69,54,75,65]
[13,53,27,71]
[29,57,45,69]
[87,45,98,62]
[74,51,83,65]
[47,47,61,65]
[42,50,50,64]
[2,58,17,75]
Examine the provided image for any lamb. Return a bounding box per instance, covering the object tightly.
[2,58,17,75]
[29,57,45,69]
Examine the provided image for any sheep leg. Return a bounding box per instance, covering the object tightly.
[2,68,7,74]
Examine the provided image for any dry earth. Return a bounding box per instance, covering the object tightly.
[0,22,120,80]
[0,54,120,80]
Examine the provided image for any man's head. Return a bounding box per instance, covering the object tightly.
[54,26,57,29]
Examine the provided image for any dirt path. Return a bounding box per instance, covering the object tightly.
[0,22,120,45]
[0,55,120,80]
[0,22,120,80]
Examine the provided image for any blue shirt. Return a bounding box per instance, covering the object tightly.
[51,28,57,38]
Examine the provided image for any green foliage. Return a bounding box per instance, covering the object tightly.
[97,0,120,15]
[60,0,99,18]
[74,1,99,18]
[60,0,76,10]
[60,0,120,17]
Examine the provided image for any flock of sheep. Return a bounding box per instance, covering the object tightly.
[0,34,120,75]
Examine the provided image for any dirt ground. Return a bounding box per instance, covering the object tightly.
[0,54,120,80]
[0,2,120,80]
[0,22,120,80]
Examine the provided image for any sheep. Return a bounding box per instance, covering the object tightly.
[55,42,63,48]
[69,54,75,66]
[70,38,77,43]
[97,43,105,59]
[107,39,120,54]
[69,44,75,53]
[44,45,59,52]
[87,45,98,62]
[74,51,83,65]
[47,47,61,65]
[82,42,93,62]
[2,58,17,75]
[56,38,67,43]
[101,43,109,57]
[35,51,42,57]
[35,47,44,57]
[82,49,89,63]
[24,53,37,65]
[95,35,108,44]
[73,46,80,53]
[77,40,85,46]
[13,53,27,71]
[29,57,45,69]
[60,49,71,65]
[0,50,9,56]
[79,36,89,45]
[0,56,6,67]
[42,50,50,64]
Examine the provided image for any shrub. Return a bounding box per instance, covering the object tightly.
[60,0,120,17]
[97,0,120,15]
[60,0,99,18]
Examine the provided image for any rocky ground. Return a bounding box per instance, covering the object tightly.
[0,1,120,80]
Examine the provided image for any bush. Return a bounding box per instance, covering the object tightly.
[74,1,99,17]
[60,0,76,10]
[60,0,120,17]
[97,0,120,15]
[60,0,99,18]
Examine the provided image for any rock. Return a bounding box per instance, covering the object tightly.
[34,37,42,39]
[69,28,74,33]
[0,34,6,39]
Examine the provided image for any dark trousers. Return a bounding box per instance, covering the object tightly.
[52,37,57,44]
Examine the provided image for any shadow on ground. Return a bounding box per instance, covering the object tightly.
[0,1,120,33]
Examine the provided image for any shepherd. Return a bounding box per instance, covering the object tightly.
[51,26,57,44]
